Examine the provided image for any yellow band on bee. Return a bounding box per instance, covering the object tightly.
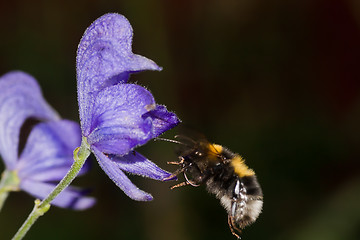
[209,144,223,154]
[231,155,255,177]
[205,143,224,162]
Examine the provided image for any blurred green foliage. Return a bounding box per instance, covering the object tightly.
[0,0,359,239]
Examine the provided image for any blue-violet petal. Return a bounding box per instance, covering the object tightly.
[108,151,174,181]
[92,147,153,201]
[17,120,88,182]
[0,71,59,170]
[77,13,162,135]
[142,105,180,138]
[20,179,95,210]
[87,84,155,155]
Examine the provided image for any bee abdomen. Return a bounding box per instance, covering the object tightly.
[241,175,263,197]
[205,174,263,229]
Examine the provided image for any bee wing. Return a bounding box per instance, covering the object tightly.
[173,124,212,155]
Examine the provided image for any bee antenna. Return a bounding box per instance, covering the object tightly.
[174,135,197,144]
[154,137,187,146]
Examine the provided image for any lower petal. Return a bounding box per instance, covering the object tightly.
[92,147,153,201]
[109,151,175,181]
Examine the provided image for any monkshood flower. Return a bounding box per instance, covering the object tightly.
[76,13,180,201]
[0,71,95,210]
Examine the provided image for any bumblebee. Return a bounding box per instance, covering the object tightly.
[163,136,263,239]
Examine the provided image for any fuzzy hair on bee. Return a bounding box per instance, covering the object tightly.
[158,135,263,239]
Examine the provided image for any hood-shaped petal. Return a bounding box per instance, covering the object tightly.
[77,13,162,135]
[0,71,59,170]
[20,179,95,210]
[92,147,153,201]
[108,151,174,181]
[87,84,155,155]
[16,120,88,182]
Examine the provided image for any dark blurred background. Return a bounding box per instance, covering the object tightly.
[1,0,360,239]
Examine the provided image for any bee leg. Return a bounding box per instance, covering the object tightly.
[169,181,192,190]
[167,161,181,165]
[227,179,245,239]
[167,156,185,166]
[228,215,241,239]
[163,167,185,181]
[183,172,200,187]
[169,171,200,189]
[164,156,187,181]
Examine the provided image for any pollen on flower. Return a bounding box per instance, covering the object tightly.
[145,103,156,111]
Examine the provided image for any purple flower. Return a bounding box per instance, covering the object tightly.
[76,13,180,201]
[0,71,95,210]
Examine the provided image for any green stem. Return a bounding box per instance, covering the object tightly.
[12,137,91,240]
[0,170,20,212]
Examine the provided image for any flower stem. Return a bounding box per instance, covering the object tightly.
[12,137,91,240]
[0,170,20,212]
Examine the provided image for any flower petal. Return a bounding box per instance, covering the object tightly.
[142,105,180,137]
[92,147,153,201]
[17,120,88,182]
[0,71,59,170]
[108,151,174,181]
[87,84,156,155]
[77,13,162,135]
[20,179,95,210]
